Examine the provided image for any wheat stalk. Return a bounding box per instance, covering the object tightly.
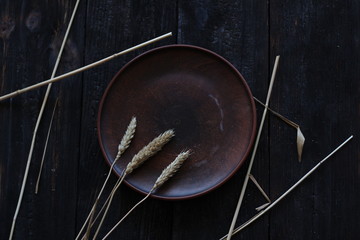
[86,176,123,230]
[91,130,175,240]
[77,175,125,240]
[101,150,190,240]
[76,117,136,240]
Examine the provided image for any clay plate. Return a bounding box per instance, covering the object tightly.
[98,45,256,200]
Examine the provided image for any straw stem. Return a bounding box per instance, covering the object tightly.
[0,32,172,102]
[226,56,280,240]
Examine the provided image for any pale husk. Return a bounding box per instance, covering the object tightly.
[116,116,137,159]
[152,150,190,191]
[124,129,175,175]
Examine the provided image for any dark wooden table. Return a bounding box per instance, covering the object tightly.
[1,0,359,239]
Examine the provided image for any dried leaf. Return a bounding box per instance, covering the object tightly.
[249,174,272,211]
[249,174,271,203]
[254,97,306,162]
[297,127,305,162]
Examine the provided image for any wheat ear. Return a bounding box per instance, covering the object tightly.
[125,129,175,175]
[92,130,175,239]
[117,117,137,157]
[152,150,190,190]
[101,150,190,240]
[76,117,136,240]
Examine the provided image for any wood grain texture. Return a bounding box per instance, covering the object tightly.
[0,0,359,239]
[177,0,269,239]
[270,0,360,239]
[75,0,177,239]
[0,0,84,239]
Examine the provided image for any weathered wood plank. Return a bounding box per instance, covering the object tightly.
[176,0,269,239]
[76,0,177,239]
[1,0,359,239]
[269,0,360,239]
[0,0,84,239]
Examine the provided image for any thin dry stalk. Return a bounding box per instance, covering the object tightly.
[0,32,172,102]
[91,130,176,240]
[101,150,190,240]
[91,176,123,226]
[76,117,136,240]
[35,98,59,194]
[8,1,81,239]
[226,56,280,240]
[79,174,125,240]
[101,192,152,240]
[91,175,126,240]
[220,135,353,240]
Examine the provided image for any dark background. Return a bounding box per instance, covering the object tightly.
[0,0,359,239]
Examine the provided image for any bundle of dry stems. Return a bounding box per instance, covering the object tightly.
[75,117,191,240]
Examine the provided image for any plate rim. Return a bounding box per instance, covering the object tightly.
[97,44,257,200]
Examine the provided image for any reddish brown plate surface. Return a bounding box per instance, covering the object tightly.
[98,45,256,200]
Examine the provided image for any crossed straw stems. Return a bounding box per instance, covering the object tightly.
[6,32,173,240]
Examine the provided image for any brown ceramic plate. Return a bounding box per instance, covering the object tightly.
[98,45,256,200]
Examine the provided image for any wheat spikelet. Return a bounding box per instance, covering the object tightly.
[124,129,175,175]
[116,116,137,159]
[152,150,190,191]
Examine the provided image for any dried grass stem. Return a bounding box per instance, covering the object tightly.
[0,33,172,102]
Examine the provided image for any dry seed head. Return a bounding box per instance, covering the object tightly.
[116,116,137,159]
[113,117,137,165]
[125,129,175,175]
[152,150,191,191]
